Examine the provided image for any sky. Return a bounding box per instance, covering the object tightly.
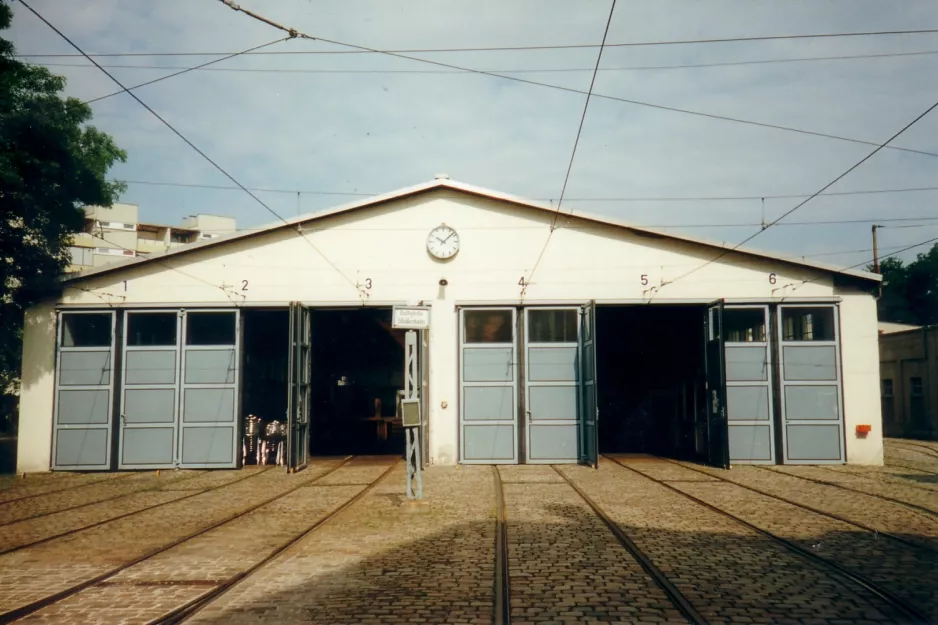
[7,0,938,269]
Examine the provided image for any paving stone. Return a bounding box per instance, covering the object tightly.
[0,470,201,525]
[1,445,935,624]
[0,473,128,503]
[502,478,686,624]
[565,460,898,625]
[646,460,938,622]
[0,463,339,615]
[187,464,494,625]
[765,465,938,513]
[674,462,938,552]
[17,461,385,624]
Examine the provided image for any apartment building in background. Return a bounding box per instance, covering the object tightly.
[68,203,237,272]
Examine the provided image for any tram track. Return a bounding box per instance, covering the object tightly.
[492,467,511,625]
[549,465,705,625]
[149,459,398,625]
[661,458,938,554]
[605,456,929,624]
[888,461,938,476]
[0,459,366,623]
[815,465,938,494]
[752,465,938,519]
[0,472,135,506]
[0,467,274,557]
[890,440,938,459]
[0,470,209,527]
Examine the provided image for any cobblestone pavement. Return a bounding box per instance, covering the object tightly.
[563,460,898,625]
[0,470,202,525]
[0,445,935,624]
[668,460,938,553]
[652,459,938,621]
[884,439,938,474]
[181,463,495,625]
[502,475,686,624]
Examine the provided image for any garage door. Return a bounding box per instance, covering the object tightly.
[52,312,117,470]
[459,308,518,464]
[778,305,844,464]
[119,311,181,469]
[523,308,579,464]
[724,306,775,464]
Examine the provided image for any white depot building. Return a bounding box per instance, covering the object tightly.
[16,178,884,474]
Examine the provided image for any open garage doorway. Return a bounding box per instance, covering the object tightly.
[240,309,290,467]
[309,308,407,457]
[595,305,713,463]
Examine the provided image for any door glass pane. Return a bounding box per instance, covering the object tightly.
[528,309,578,343]
[186,312,236,345]
[782,307,835,341]
[61,313,112,347]
[724,308,766,342]
[128,313,177,346]
[464,310,513,343]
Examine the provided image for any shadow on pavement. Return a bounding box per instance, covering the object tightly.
[187,512,938,624]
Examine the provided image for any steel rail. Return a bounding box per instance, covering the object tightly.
[492,467,511,625]
[151,459,398,624]
[606,455,929,623]
[0,459,354,622]
[550,465,705,624]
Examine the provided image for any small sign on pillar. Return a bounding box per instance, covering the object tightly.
[392,306,431,330]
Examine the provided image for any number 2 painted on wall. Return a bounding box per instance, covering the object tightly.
[241,279,249,291]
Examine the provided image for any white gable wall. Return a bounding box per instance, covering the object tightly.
[18,190,881,470]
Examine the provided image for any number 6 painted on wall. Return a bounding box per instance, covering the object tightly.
[769,273,777,285]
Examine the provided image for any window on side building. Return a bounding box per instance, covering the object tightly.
[882,379,894,398]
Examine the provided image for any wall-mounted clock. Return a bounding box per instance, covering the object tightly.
[427,224,460,260]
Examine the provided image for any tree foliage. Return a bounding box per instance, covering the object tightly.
[0,0,126,410]
[874,243,938,326]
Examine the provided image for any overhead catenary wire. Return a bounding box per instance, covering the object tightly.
[659,93,938,288]
[83,36,291,104]
[16,0,364,298]
[109,178,938,201]
[34,48,938,76]
[522,0,618,298]
[777,233,938,298]
[841,234,938,271]
[111,177,938,202]
[69,234,245,305]
[212,2,938,161]
[168,217,938,235]
[15,26,938,57]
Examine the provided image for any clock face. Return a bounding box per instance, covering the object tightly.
[426,225,460,260]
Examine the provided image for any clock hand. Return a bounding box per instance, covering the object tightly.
[442,232,455,243]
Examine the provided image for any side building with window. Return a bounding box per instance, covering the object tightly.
[16,178,884,473]
[878,323,937,440]
[67,203,236,273]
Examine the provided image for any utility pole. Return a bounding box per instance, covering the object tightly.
[872,224,883,299]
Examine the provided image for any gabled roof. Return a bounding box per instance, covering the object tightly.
[66,178,881,284]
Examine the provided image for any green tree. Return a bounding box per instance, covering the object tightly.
[0,0,126,431]
[873,243,938,326]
